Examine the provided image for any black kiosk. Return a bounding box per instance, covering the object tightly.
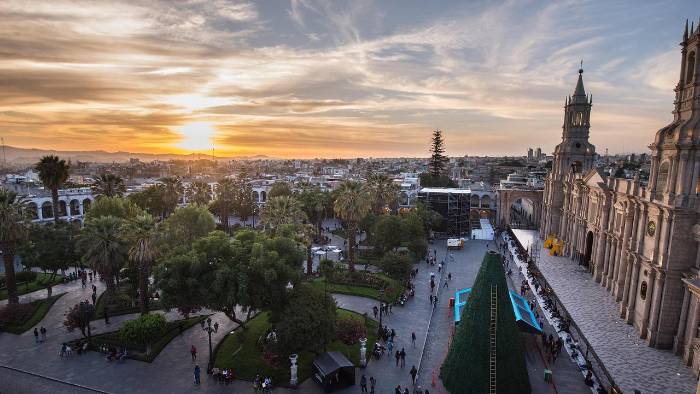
[312,351,355,392]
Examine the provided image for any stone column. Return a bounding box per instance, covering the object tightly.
[641,268,657,337]
[37,203,43,221]
[647,270,667,346]
[674,285,691,355]
[621,255,634,315]
[616,211,635,300]
[625,259,640,324]
[602,236,612,287]
[607,240,618,291]
[685,298,700,365]
[594,199,611,281]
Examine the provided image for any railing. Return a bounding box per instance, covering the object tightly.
[506,227,621,394]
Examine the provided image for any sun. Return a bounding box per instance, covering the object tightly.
[176,122,216,152]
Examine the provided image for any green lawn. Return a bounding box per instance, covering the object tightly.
[0,293,65,334]
[214,309,378,386]
[0,273,65,300]
[310,274,403,303]
[68,314,207,363]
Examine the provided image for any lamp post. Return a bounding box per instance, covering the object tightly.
[378,288,385,334]
[201,317,219,374]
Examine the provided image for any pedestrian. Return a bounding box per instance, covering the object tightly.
[360,374,368,393]
[194,364,201,384]
[433,296,438,308]
[395,385,402,394]
[391,329,396,341]
[387,339,394,355]
[400,348,406,367]
[429,294,433,304]
[81,276,86,289]
[404,388,409,394]
[34,327,39,343]
[443,280,449,288]
[430,280,435,292]
[40,326,46,342]
[448,273,452,281]
[411,332,416,348]
[88,271,93,282]
[92,284,97,294]
[104,306,110,324]
[190,345,197,361]
[551,346,558,364]
[410,365,417,384]
[373,305,378,319]
[389,303,393,314]
[91,292,97,305]
[395,350,400,366]
[369,376,376,394]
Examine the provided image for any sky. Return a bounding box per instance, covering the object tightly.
[0,0,695,159]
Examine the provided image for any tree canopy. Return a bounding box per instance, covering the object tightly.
[160,204,216,249]
[276,284,336,354]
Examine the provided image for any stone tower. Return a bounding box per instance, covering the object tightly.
[648,19,700,207]
[541,66,596,237]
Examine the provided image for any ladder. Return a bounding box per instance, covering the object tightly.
[489,284,498,394]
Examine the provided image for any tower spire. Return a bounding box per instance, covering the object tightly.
[684,19,689,41]
[572,62,587,102]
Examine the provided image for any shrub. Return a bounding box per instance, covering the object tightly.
[335,315,367,345]
[64,301,95,337]
[0,303,37,327]
[119,314,167,350]
[15,271,38,283]
[319,259,337,280]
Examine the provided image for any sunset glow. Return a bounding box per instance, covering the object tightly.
[0,1,693,158]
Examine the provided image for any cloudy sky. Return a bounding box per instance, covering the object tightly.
[0,0,694,158]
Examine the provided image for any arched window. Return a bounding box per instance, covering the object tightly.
[575,112,583,126]
[687,52,696,84]
[41,202,53,219]
[481,195,491,208]
[656,162,670,192]
[252,191,259,202]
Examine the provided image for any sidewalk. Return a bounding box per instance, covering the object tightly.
[512,229,697,394]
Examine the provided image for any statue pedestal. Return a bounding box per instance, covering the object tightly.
[290,354,298,386]
[359,338,367,368]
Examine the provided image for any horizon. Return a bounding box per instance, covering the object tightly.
[0,1,695,158]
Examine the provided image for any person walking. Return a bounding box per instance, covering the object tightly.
[194,364,201,385]
[91,292,97,305]
[387,339,394,356]
[360,374,368,393]
[411,332,416,348]
[395,350,400,366]
[92,284,97,294]
[190,345,197,361]
[399,348,406,367]
[404,388,410,394]
[34,328,39,343]
[369,376,376,394]
[103,306,110,324]
[373,305,378,319]
[40,326,46,342]
[394,385,402,394]
[390,329,396,341]
[410,365,417,384]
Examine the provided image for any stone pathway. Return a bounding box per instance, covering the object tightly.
[513,229,697,394]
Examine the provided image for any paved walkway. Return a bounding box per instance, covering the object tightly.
[513,229,697,394]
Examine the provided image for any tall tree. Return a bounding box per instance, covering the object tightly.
[160,177,183,217]
[429,129,449,178]
[298,186,326,236]
[35,155,70,223]
[84,195,143,221]
[128,185,168,219]
[233,177,258,226]
[161,205,216,249]
[367,174,400,214]
[185,180,212,206]
[123,214,159,315]
[92,174,126,198]
[19,221,78,297]
[268,181,293,199]
[333,181,371,271]
[261,196,306,237]
[0,190,30,304]
[77,216,127,299]
[211,178,235,233]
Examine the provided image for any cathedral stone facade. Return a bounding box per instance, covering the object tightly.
[540,20,700,373]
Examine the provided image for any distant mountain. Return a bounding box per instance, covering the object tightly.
[0,146,272,164]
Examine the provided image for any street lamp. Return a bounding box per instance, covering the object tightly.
[201,317,219,374]
[378,288,385,335]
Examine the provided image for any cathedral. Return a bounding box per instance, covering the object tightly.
[540,20,700,372]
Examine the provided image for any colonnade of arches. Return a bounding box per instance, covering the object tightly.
[26,198,93,221]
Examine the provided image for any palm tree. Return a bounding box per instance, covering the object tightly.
[36,155,70,223]
[261,196,306,236]
[123,214,159,315]
[367,174,400,214]
[92,174,126,198]
[212,178,235,233]
[0,190,30,304]
[299,186,326,238]
[160,177,183,217]
[77,216,127,300]
[185,181,212,206]
[334,181,371,271]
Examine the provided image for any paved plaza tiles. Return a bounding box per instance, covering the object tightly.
[512,229,698,394]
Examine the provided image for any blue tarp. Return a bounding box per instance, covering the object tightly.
[453,287,542,334]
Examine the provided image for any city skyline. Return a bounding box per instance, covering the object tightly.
[0,0,694,158]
